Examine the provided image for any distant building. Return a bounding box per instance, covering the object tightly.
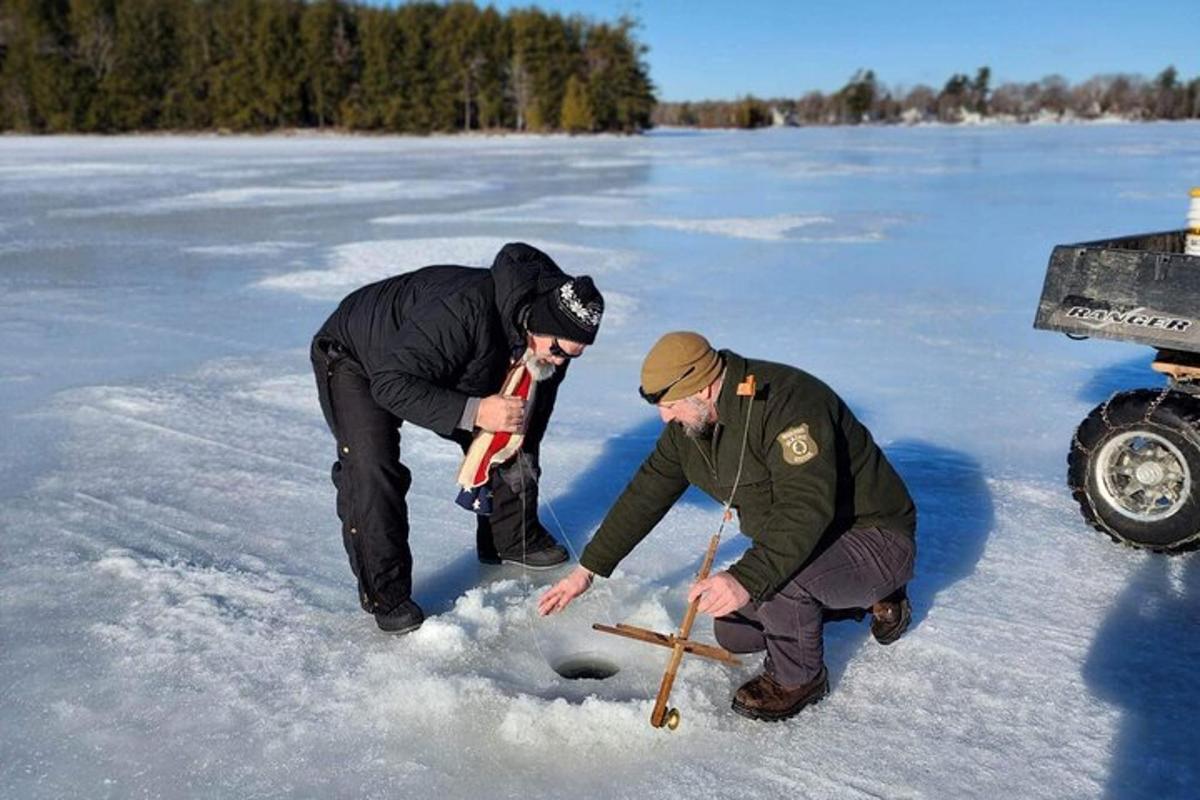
[771,107,797,127]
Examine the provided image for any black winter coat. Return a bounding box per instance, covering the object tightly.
[315,242,572,437]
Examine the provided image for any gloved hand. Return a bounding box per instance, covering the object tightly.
[537,566,594,615]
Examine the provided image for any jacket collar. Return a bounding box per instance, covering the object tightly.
[715,349,754,426]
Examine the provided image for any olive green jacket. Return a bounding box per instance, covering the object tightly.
[579,351,916,600]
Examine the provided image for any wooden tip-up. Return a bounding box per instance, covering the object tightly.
[591,532,738,730]
[592,623,741,665]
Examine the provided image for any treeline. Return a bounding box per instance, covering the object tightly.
[655,66,1200,128]
[0,0,655,134]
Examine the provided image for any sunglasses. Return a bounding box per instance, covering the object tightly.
[549,339,582,360]
[638,366,696,405]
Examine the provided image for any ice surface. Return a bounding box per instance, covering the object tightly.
[372,195,894,242]
[257,237,638,302]
[2,125,1199,799]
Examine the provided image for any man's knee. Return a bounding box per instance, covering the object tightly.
[335,445,412,497]
[714,613,767,654]
[758,588,823,634]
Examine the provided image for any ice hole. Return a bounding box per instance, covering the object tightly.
[552,653,620,681]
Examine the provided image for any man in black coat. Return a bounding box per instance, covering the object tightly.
[310,242,604,634]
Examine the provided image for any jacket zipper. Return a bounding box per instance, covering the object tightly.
[690,439,714,474]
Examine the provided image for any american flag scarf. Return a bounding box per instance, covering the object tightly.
[455,351,539,515]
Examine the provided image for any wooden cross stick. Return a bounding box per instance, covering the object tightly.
[592,532,740,730]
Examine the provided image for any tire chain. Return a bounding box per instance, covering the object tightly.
[1069,386,1200,553]
[1075,385,1175,459]
[1141,384,1174,423]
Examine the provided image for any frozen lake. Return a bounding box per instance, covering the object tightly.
[2,125,1198,798]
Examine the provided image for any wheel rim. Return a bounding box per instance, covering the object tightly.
[1095,430,1192,522]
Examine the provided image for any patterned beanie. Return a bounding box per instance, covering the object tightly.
[525,276,604,344]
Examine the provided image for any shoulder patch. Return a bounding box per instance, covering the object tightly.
[777,424,818,466]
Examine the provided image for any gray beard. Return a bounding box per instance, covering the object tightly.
[522,350,558,382]
[679,399,715,438]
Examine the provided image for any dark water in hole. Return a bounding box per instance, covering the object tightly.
[553,656,620,680]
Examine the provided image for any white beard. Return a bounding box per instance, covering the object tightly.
[522,348,558,382]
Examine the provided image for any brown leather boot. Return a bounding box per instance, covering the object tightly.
[731,667,829,722]
[870,586,911,645]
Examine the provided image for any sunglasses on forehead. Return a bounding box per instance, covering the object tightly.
[638,366,696,405]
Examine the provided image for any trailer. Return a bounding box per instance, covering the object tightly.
[1034,229,1200,552]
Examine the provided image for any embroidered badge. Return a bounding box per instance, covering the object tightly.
[777,424,818,466]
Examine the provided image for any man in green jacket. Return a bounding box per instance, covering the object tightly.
[539,331,916,721]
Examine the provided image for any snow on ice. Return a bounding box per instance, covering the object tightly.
[1,125,1199,799]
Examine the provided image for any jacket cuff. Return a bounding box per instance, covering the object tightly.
[458,397,482,431]
[726,561,773,601]
[578,549,615,579]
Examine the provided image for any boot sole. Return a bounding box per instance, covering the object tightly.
[478,554,569,570]
[375,618,424,636]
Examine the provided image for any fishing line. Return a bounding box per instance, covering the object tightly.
[516,455,657,700]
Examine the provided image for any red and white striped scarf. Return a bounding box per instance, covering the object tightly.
[457,350,541,492]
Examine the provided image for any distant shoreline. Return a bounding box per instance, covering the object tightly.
[5,117,1199,140]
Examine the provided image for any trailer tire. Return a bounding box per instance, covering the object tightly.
[1069,389,1200,553]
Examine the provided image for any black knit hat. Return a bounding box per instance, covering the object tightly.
[525,275,604,344]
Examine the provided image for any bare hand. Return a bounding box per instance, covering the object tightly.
[476,395,525,432]
[687,571,750,618]
[538,567,594,615]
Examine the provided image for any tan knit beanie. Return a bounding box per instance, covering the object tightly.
[639,331,723,404]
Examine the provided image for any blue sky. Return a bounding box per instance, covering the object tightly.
[480,0,1200,101]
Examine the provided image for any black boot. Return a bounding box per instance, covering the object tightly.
[479,518,569,569]
[493,540,569,569]
[374,599,424,635]
[484,528,569,569]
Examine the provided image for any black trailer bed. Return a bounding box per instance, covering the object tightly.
[1033,229,1200,353]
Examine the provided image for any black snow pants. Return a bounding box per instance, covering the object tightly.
[311,336,554,614]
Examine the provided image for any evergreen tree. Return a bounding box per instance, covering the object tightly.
[394,2,439,132]
[583,17,653,132]
[1154,65,1184,119]
[971,66,990,114]
[161,0,216,129]
[2,0,81,131]
[208,0,262,130]
[507,9,543,131]
[0,0,659,134]
[472,6,507,129]
[253,0,303,128]
[559,73,593,132]
[839,69,876,122]
[732,95,770,128]
[433,1,485,131]
[348,6,401,130]
[100,0,181,130]
[937,73,969,121]
[66,0,116,130]
[301,0,358,128]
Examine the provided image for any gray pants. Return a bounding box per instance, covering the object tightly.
[714,526,915,688]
